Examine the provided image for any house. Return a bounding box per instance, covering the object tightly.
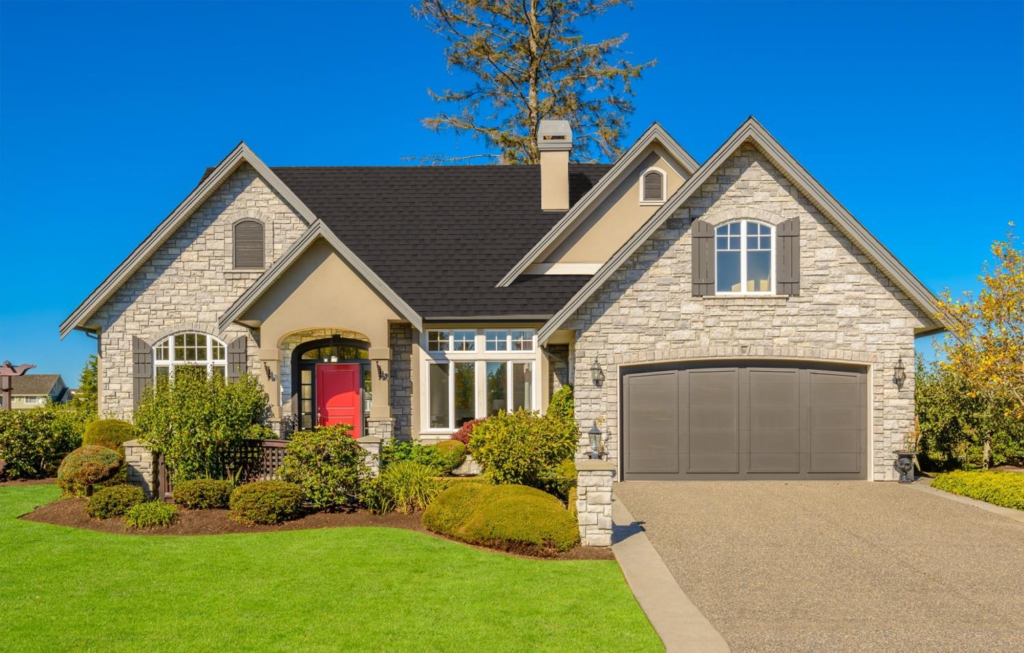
[1,374,69,409]
[60,117,945,481]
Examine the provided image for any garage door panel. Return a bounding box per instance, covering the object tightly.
[688,370,739,473]
[625,372,679,474]
[809,452,861,474]
[748,368,800,473]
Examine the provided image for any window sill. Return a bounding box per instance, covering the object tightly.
[639,201,665,206]
[701,295,790,301]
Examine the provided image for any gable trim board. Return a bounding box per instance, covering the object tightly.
[59,143,319,339]
[219,221,424,333]
[497,123,700,287]
[537,117,947,344]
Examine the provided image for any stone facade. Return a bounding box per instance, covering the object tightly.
[389,323,414,440]
[124,439,156,499]
[566,144,929,481]
[576,460,615,546]
[92,164,308,418]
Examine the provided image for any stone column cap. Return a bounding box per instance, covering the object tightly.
[123,439,142,447]
[577,460,616,472]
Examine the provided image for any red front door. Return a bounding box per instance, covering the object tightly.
[316,364,362,437]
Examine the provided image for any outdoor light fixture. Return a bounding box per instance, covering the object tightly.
[588,422,602,459]
[591,361,605,387]
[893,355,907,390]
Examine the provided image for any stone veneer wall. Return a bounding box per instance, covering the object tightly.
[124,440,156,500]
[389,323,414,440]
[91,164,308,418]
[576,460,615,546]
[547,344,570,395]
[566,144,929,481]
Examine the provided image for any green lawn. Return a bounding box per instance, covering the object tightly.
[0,485,660,652]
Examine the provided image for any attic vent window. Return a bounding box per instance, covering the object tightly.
[233,219,265,269]
[641,168,666,204]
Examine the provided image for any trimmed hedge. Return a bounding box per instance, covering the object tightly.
[82,419,134,452]
[86,484,145,519]
[124,502,178,529]
[379,439,465,475]
[423,483,579,555]
[229,480,305,525]
[173,479,233,509]
[931,471,1024,511]
[434,440,467,473]
[0,403,90,480]
[57,446,123,497]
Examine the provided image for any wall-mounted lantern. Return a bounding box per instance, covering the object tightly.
[588,422,603,459]
[893,355,907,391]
[591,361,605,387]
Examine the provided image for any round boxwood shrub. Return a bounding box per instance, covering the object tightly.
[86,484,145,519]
[82,419,134,452]
[57,445,123,497]
[423,483,579,555]
[124,501,178,530]
[229,480,305,525]
[173,479,233,509]
[434,440,467,474]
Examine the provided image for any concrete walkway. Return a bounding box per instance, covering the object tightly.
[615,481,1024,653]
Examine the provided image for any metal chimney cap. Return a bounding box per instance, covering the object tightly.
[537,120,573,151]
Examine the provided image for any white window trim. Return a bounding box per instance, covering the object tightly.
[714,220,776,296]
[639,166,667,205]
[153,332,228,380]
[421,329,539,434]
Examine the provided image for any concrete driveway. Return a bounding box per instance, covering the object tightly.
[615,481,1024,653]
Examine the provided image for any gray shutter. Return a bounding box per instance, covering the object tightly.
[643,172,663,201]
[132,336,153,410]
[233,220,265,269]
[691,219,715,296]
[777,218,800,296]
[227,337,248,382]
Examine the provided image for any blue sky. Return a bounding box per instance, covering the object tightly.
[1,0,1021,384]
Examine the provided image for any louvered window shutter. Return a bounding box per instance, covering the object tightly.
[643,172,663,202]
[132,336,153,410]
[776,218,800,296]
[233,220,265,269]
[227,337,248,382]
[691,220,715,296]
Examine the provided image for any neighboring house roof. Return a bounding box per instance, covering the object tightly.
[537,117,948,343]
[497,122,699,287]
[8,374,63,396]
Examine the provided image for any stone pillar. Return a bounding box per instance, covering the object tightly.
[576,459,615,547]
[124,439,156,500]
[357,436,382,477]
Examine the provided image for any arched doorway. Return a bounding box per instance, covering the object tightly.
[290,336,370,435]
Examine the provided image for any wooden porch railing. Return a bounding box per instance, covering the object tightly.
[156,439,289,502]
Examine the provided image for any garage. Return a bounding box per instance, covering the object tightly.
[622,361,867,480]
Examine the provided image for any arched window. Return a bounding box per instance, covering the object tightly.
[641,168,666,204]
[715,221,774,294]
[233,219,265,269]
[154,332,227,381]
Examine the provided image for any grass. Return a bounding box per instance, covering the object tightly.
[931,470,1024,511]
[0,485,661,652]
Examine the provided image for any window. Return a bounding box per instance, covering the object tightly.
[484,330,533,352]
[153,332,227,380]
[233,219,265,269]
[641,168,666,204]
[485,330,508,351]
[427,330,449,353]
[715,221,774,294]
[428,363,450,428]
[452,330,476,352]
[486,362,507,416]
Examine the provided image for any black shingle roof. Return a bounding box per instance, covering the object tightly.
[268,164,612,319]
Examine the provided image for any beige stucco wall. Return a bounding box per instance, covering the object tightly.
[536,145,690,266]
[565,143,930,481]
[88,163,309,418]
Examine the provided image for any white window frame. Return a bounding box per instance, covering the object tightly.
[153,332,228,380]
[422,329,539,433]
[639,166,667,205]
[714,220,776,296]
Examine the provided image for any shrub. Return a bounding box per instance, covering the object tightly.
[229,481,305,525]
[434,440,467,474]
[83,419,135,452]
[423,483,579,555]
[469,410,576,487]
[539,459,577,502]
[379,439,463,475]
[134,372,272,482]
[57,446,123,497]
[86,484,145,519]
[360,461,442,514]
[276,425,366,509]
[0,402,90,480]
[173,479,233,509]
[124,501,178,529]
[452,418,484,446]
[931,471,1024,511]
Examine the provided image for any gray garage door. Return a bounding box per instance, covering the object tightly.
[623,362,867,480]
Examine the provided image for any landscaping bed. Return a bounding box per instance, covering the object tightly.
[930,470,1024,510]
[20,496,612,560]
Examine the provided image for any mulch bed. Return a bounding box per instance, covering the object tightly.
[19,498,614,561]
[0,477,56,487]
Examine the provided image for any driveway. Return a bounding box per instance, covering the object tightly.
[615,481,1024,653]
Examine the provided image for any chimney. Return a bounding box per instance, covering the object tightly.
[538,120,572,211]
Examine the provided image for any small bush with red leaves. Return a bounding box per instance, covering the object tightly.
[452,419,484,446]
